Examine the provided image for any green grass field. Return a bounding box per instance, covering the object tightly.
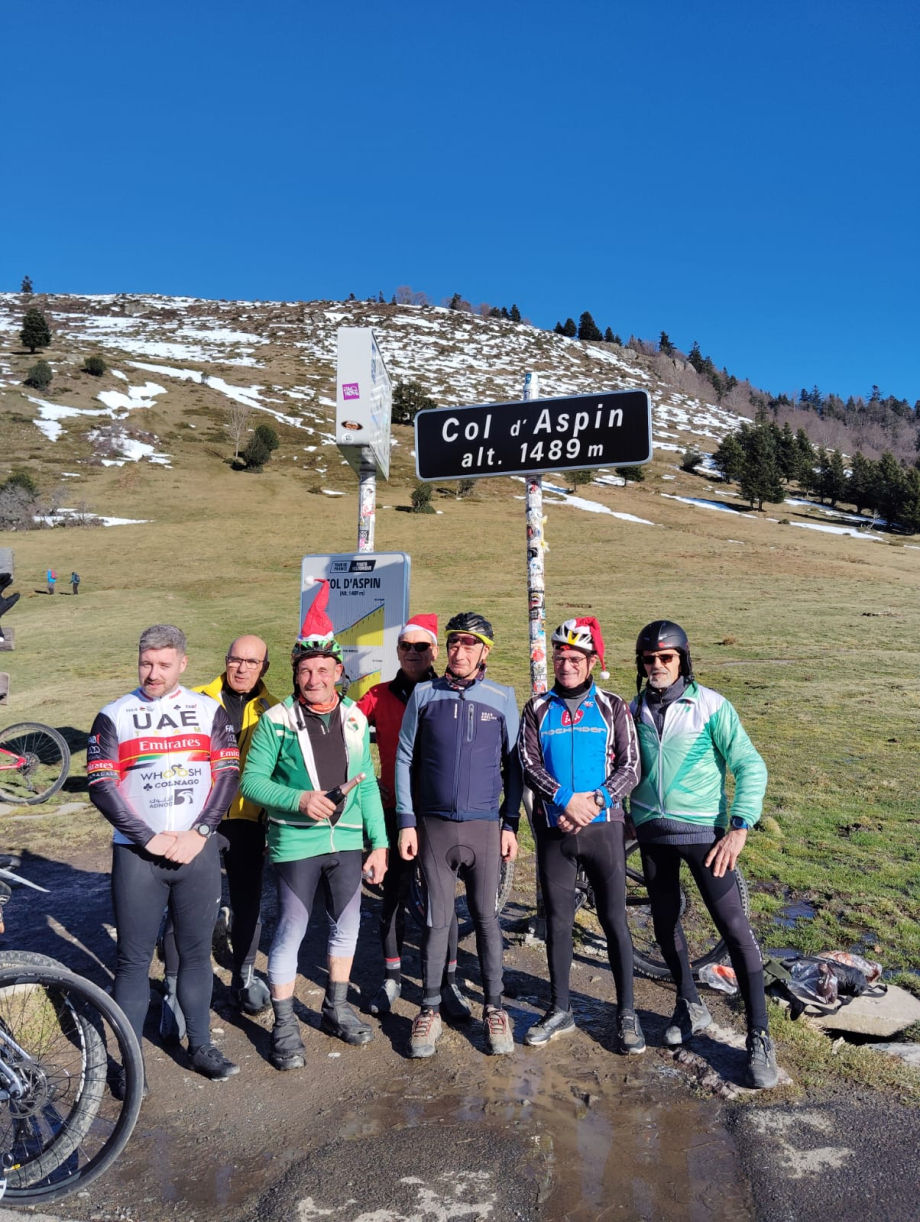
[2,297,919,979]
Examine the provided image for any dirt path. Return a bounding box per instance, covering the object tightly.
[0,828,917,1221]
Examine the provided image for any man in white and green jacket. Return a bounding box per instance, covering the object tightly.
[241,592,387,1070]
[630,619,777,1089]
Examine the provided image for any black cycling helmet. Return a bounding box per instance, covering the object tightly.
[635,620,693,692]
[445,611,494,647]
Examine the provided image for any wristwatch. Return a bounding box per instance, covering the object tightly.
[193,823,212,838]
[594,790,606,810]
[729,816,749,831]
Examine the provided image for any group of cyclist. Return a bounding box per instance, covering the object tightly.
[87,593,778,1096]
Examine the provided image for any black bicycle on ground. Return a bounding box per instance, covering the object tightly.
[0,855,144,1205]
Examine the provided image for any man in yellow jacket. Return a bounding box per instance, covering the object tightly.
[160,634,279,1038]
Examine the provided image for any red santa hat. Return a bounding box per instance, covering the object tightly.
[552,615,609,679]
[399,613,438,644]
[293,579,342,664]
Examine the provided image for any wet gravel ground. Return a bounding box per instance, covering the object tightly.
[0,848,918,1221]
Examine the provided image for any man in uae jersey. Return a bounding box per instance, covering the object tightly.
[87,623,242,1087]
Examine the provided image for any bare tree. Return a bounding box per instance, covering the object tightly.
[226,401,253,459]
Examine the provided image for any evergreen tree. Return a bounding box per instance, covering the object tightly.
[688,341,704,374]
[899,467,920,534]
[848,452,877,515]
[489,306,502,319]
[21,307,51,353]
[241,433,271,471]
[617,465,646,482]
[378,290,385,304]
[659,331,674,354]
[712,433,744,483]
[410,482,435,513]
[82,355,106,376]
[24,360,52,390]
[604,327,616,343]
[577,311,603,342]
[554,321,565,335]
[793,428,816,487]
[21,275,33,294]
[825,450,847,507]
[776,422,797,483]
[448,292,462,310]
[254,423,279,452]
[509,303,521,323]
[875,451,905,528]
[562,318,577,338]
[500,306,510,320]
[392,380,437,424]
[739,423,785,510]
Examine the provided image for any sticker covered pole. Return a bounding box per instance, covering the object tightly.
[523,372,547,697]
[357,454,376,553]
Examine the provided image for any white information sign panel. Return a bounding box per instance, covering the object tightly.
[300,552,410,701]
[336,328,393,480]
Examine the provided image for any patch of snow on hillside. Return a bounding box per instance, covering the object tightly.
[35,508,151,527]
[90,427,171,467]
[536,481,654,525]
[26,395,125,442]
[97,382,167,412]
[789,521,882,541]
[662,494,746,515]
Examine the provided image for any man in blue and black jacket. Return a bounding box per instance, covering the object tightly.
[396,611,522,1059]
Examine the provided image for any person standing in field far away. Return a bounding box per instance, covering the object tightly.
[46,568,56,595]
[240,581,388,1070]
[357,614,470,1023]
[396,611,522,1059]
[518,616,644,1054]
[630,619,778,1089]
[87,623,242,1091]
[70,571,80,595]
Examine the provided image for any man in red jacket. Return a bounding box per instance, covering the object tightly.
[357,614,469,1021]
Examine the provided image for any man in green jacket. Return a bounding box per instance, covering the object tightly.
[630,620,778,1089]
[241,589,387,1070]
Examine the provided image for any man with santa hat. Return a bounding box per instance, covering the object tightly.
[357,614,470,1022]
[241,581,388,1070]
[517,616,643,1054]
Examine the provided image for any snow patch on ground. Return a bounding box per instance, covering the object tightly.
[789,521,882,541]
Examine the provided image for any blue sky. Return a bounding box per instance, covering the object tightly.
[4,1,918,404]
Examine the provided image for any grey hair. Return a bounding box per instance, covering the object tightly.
[138,624,188,656]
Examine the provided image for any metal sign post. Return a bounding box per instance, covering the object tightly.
[335,328,392,553]
[522,374,547,698]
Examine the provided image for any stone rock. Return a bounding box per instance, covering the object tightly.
[809,985,920,1038]
[864,1042,920,1067]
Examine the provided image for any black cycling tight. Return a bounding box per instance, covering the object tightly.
[640,836,768,1032]
[536,819,634,1013]
[111,840,221,1048]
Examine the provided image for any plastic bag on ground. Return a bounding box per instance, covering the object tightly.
[816,950,884,985]
[699,963,738,994]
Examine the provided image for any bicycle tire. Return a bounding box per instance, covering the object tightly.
[0,725,71,806]
[624,839,750,980]
[0,966,143,1204]
[409,858,516,939]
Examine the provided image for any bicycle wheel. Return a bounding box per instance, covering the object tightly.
[625,840,750,981]
[0,725,71,806]
[409,859,516,939]
[0,966,143,1204]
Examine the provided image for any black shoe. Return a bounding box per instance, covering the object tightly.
[440,980,472,1022]
[111,1067,149,1101]
[232,965,272,1015]
[270,1014,306,1071]
[524,1007,576,1047]
[321,982,373,1046]
[617,1011,647,1055]
[188,1044,240,1081]
[745,1029,779,1089]
[663,998,712,1046]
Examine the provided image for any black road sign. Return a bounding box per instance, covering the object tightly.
[414,390,652,481]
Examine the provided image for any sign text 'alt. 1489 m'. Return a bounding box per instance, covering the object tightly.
[414,390,652,481]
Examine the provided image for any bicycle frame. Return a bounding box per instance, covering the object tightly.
[0,749,26,774]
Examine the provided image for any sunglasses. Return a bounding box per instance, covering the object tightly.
[397,641,431,654]
[447,635,483,650]
[642,652,678,665]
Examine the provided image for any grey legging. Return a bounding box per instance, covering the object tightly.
[267,851,363,986]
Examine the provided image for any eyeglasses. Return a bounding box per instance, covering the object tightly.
[642,652,677,666]
[447,635,482,651]
[226,656,265,669]
[554,654,587,667]
[397,641,431,654]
